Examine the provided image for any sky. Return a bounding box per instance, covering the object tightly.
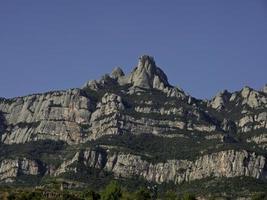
[0,0,266,99]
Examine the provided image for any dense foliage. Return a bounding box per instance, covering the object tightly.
[1,177,266,200]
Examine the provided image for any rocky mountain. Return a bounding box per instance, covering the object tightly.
[0,55,266,197]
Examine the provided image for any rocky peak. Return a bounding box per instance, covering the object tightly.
[209,90,231,110]
[82,55,174,93]
[111,67,125,79]
[128,55,170,89]
[263,84,267,94]
[241,86,252,99]
[240,86,267,108]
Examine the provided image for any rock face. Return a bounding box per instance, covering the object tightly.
[0,158,44,183]
[110,67,125,79]
[54,148,267,184]
[0,89,92,144]
[126,55,170,89]
[209,90,231,110]
[0,55,266,188]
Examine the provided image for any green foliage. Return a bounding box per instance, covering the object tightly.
[88,133,221,162]
[251,193,266,200]
[1,177,266,200]
[134,188,152,200]
[163,190,178,200]
[7,193,16,200]
[0,140,69,167]
[175,177,267,198]
[101,181,122,200]
[181,193,196,200]
[82,190,101,200]
[62,192,81,200]
[59,167,113,190]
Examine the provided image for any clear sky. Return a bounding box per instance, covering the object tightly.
[0,0,266,99]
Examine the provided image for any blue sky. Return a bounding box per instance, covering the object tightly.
[0,0,266,99]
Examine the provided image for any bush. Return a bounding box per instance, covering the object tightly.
[251,193,266,200]
[83,190,101,200]
[163,190,178,200]
[181,193,196,200]
[101,181,122,200]
[135,188,152,200]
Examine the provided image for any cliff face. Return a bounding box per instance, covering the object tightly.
[0,158,45,183]
[0,89,92,144]
[0,55,266,188]
[52,148,266,184]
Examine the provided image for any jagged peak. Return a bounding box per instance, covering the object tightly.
[128,55,170,89]
[111,67,125,79]
[137,55,156,71]
[240,86,254,99]
[209,90,232,110]
[262,84,267,94]
[82,55,189,99]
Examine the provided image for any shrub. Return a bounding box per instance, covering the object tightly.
[181,193,196,200]
[164,190,178,200]
[101,181,122,200]
[135,188,152,200]
[251,193,266,200]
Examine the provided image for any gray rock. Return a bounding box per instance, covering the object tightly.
[0,55,266,188]
[111,67,125,79]
[0,158,44,183]
[127,55,170,89]
[56,148,266,184]
[209,90,231,110]
[241,87,266,108]
[0,89,92,144]
[263,84,267,93]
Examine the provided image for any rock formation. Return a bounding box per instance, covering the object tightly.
[0,55,266,193]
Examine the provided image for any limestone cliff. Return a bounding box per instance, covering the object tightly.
[0,55,266,190]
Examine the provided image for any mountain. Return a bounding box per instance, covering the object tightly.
[0,55,266,198]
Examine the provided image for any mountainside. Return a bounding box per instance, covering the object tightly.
[0,55,267,197]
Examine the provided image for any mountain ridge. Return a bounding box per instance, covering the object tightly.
[2,55,266,103]
[0,55,266,198]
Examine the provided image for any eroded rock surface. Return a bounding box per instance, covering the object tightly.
[0,55,266,187]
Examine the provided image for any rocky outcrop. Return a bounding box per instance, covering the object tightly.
[0,89,92,144]
[209,90,231,110]
[110,67,125,79]
[88,93,125,139]
[240,87,267,108]
[126,55,169,89]
[108,150,266,184]
[0,158,44,183]
[238,112,267,133]
[0,55,266,188]
[247,134,267,150]
[263,84,267,94]
[82,55,187,99]
[56,148,267,184]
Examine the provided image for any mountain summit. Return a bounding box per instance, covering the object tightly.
[0,56,266,197]
[83,55,186,98]
[83,55,170,90]
[127,55,170,89]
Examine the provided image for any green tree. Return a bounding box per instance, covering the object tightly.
[101,181,122,200]
[7,192,16,200]
[164,190,178,200]
[251,193,266,200]
[83,190,101,200]
[27,191,42,200]
[181,193,196,200]
[135,188,151,200]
